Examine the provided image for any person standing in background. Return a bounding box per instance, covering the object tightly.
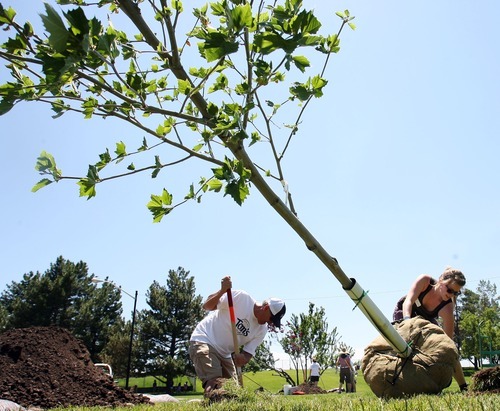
[336,352,355,393]
[309,358,321,386]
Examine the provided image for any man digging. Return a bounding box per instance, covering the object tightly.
[189,276,286,398]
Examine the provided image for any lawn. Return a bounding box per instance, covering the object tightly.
[113,369,497,411]
[124,367,468,397]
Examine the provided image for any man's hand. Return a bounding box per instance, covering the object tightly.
[202,275,233,311]
[221,276,232,293]
[232,352,252,367]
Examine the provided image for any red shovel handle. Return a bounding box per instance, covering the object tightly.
[227,289,236,323]
[226,288,243,386]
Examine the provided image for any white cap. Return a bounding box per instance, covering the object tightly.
[268,298,286,327]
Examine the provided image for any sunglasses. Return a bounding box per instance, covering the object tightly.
[446,286,461,296]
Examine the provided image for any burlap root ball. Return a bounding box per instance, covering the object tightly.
[361,317,459,398]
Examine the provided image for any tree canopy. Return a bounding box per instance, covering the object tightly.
[457,280,499,368]
[278,302,341,385]
[0,0,415,357]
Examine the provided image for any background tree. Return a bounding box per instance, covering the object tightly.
[457,280,500,369]
[98,320,131,378]
[278,302,340,385]
[0,304,8,332]
[0,256,123,360]
[135,267,204,388]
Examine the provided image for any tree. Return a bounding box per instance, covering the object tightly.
[456,280,500,369]
[0,1,412,355]
[135,267,204,387]
[0,304,8,332]
[245,338,296,386]
[0,256,123,360]
[278,302,340,385]
[99,319,133,378]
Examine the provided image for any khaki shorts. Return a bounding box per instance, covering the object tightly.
[189,341,235,387]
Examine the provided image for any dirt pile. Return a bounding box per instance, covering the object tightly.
[0,326,150,409]
[471,366,500,393]
[293,382,327,394]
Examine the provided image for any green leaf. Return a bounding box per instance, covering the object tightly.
[0,5,16,25]
[177,79,192,95]
[77,178,96,198]
[289,83,310,101]
[138,137,148,152]
[147,189,173,223]
[32,178,53,193]
[225,179,249,205]
[96,149,112,171]
[230,3,252,32]
[292,55,310,73]
[311,75,328,97]
[208,73,228,93]
[172,0,183,13]
[35,151,62,181]
[115,141,127,158]
[192,143,204,152]
[156,118,175,136]
[151,155,162,178]
[197,32,239,62]
[253,32,287,55]
[40,3,69,53]
[77,165,99,199]
[206,179,223,192]
[184,184,195,200]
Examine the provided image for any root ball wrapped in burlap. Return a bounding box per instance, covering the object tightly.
[362,317,458,398]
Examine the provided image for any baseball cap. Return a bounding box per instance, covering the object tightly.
[268,298,286,327]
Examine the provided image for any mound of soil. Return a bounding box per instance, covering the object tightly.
[294,382,327,394]
[471,366,500,393]
[0,326,150,409]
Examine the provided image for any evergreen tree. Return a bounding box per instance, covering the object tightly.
[0,256,122,360]
[135,267,204,387]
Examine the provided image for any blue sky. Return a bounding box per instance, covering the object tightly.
[1,1,499,364]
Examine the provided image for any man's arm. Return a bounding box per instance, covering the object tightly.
[203,276,232,311]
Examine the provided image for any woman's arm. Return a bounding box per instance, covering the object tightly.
[439,302,455,338]
[402,274,431,318]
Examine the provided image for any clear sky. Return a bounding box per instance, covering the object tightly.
[1,1,499,364]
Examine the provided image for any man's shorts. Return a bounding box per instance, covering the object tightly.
[339,368,353,384]
[189,341,235,387]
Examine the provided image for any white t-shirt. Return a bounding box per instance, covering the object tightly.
[190,290,267,358]
[310,361,320,376]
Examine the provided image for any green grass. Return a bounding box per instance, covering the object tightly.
[109,368,500,411]
[123,368,467,397]
[76,383,499,411]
